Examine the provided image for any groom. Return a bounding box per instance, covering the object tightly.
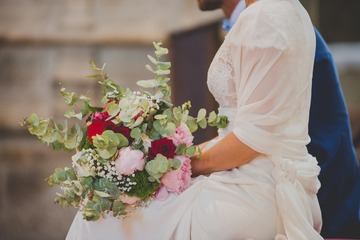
[196,0,360,238]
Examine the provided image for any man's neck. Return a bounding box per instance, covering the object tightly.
[221,0,241,18]
[245,0,256,7]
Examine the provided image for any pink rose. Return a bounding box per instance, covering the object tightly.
[169,123,194,147]
[154,185,170,201]
[160,155,192,194]
[115,147,145,175]
[119,194,141,205]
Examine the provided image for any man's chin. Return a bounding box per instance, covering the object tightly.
[197,0,222,11]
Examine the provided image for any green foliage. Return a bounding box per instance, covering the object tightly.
[130,128,142,139]
[60,87,79,106]
[20,41,230,221]
[112,200,127,217]
[20,114,84,152]
[127,171,160,200]
[175,144,197,157]
[83,195,111,221]
[145,154,180,182]
[94,178,120,199]
[137,42,172,102]
[92,130,129,159]
[88,61,125,102]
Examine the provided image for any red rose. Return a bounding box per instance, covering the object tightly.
[87,119,108,142]
[148,138,176,160]
[87,116,132,142]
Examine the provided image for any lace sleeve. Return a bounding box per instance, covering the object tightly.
[227,1,315,159]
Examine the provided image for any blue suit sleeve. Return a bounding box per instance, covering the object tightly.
[307,28,360,238]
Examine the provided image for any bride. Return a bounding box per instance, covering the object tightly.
[66,0,323,239]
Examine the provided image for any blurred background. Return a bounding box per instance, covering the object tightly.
[0,0,359,239]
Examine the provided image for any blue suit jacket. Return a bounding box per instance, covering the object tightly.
[307,28,360,238]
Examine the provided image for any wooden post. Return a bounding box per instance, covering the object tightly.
[170,22,222,144]
[300,0,320,27]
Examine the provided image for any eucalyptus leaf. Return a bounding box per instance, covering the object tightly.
[94,190,112,198]
[105,101,121,119]
[112,200,126,216]
[197,108,207,122]
[60,88,79,106]
[64,124,83,150]
[208,111,217,124]
[155,69,170,76]
[131,116,144,128]
[175,143,187,155]
[130,128,141,139]
[66,168,77,181]
[145,154,170,182]
[155,48,169,57]
[41,126,58,143]
[157,62,171,70]
[56,121,68,144]
[154,114,167,120]
[198,118,207,129]
[164,122,176,136]
[137,79,158,88]
[152,120,162,132]
[185,146,197,157]
[169,158,181,169]
[217,115,229,129]
[26,113,49,136]
[186,116,198,133]
[147,55,158,65]
[145,64,155,73]
[149,128,160,140]
[64,109,82,120]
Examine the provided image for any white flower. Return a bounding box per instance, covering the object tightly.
[71,151,96,177]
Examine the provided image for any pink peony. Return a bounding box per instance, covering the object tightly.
[154,185,170,201]
[169,123,194,147]
[115,147,145,175]
[120,194,141,205]
[160,155,192,194]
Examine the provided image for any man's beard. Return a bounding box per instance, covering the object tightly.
[197,0,223,11]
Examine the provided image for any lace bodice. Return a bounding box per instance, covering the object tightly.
[207,43,237,108]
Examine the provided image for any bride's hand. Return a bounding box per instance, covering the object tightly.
[190,154,203,177]
[190,133,259,177]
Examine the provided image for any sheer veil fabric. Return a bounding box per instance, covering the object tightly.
[66,0,323,239]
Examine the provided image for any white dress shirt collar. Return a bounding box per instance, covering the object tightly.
[222,0,246,31]
[230,0,246,27]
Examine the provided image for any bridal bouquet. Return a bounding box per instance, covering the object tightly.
[21,42,228,221]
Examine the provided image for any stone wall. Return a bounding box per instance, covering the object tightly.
[0,41,161,240]
[0,1,223,239]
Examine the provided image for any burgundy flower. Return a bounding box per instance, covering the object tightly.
[109,124,131,140]
[87,119,108,142]
[87,112,131,142]
[148,138,176,160]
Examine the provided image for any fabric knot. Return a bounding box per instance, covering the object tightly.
[271,159,298,183]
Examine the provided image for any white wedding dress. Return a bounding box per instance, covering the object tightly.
[66,0,323,239]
